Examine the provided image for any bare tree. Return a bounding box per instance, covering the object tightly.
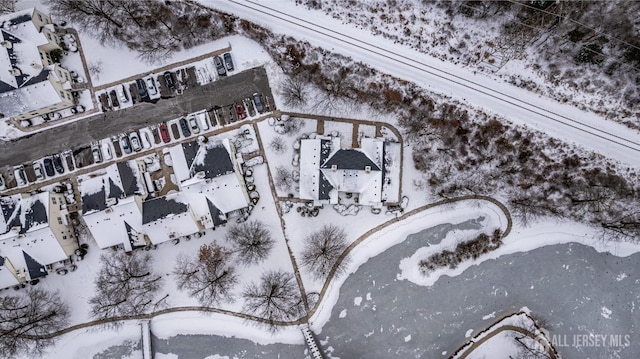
[301,225,349,280]
[601,212,640,242]
[0,288,69,358]
[46,0,126,45]
[269,136,288,154]
[274,166,294,191]
[242,270,304,331]
[0,0,16,15]
[280,76,308,108]
[227,220,275,265]
[174,244,238,306]
[89,251,165,321]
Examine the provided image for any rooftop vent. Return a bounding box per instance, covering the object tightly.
[0,41,12,48]
[9,67,21,76]
[365,166,371,173]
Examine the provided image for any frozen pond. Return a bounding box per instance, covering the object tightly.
[99,219,638,358]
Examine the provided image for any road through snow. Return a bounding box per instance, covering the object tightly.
[207,0,640,168]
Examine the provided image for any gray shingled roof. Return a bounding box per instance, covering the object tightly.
[321,149,380,171]
[23,251,47,279]
[20,199,47,234]
[194,145,234,178]
[124,221,146,250]
[318,171,334,201]
[116,162,140,197]
[206,198,227,226]
[81,187,107,214]
[142,196,188,225]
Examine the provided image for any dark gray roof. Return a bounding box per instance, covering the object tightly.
[318,171,333,201]
[183,140,235,179]
[182,141,199,169]
[6,13,31,26]
[0,257,4,266]
[116,162,141,197]
[0,199,19,234]
[81,186,107,214]
[322,149,380,171]
[206,198,227,226]
[124,221,146,250]
[320,139,333,163]
[142,196,188,225]
[23,251,47,279]
[21,199,47,234]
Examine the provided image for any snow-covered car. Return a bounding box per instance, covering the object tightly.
[197,112,210,131]
[214,56,226,76]
[33,162,45,181]
[102,141,114,160]
[188,115,200,134]
[92,146,103,164]
[14,166,27,186]
[146,77,158,96]
[129,132,142,152]
[117,85,129,103]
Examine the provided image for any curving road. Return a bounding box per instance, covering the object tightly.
[204,0,640,168]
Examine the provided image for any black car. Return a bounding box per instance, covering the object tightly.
[52,154,64,174]
[223,53,234,71]
[214,56,226,76]
[135,79,148,98]
[179,118,191,137]
[253,93,264,113]
[43,157,55,176]
[163,71,175,89]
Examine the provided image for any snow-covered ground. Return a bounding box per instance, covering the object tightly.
[208,0,640,169]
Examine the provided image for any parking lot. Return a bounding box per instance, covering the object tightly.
[0,66,274,191]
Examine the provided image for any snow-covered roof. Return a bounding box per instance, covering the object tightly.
[299,136,390,205]
[142,193,200,245]
[170,138,236,183]
[0,192,49,236]
[183,171,249,215]
[0,8,66,117]
[83,197,143,251]
[0,256,20,289]
[79,161,145,215]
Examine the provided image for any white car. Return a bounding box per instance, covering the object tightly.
[117,85,129,103]
[129,131,142,152]
[33,162,45,181]
[0,174,6,190]
[188,115,200,134]
[14,166,27,186]
[102,140,114,160]
[197,112,210,131]
[146,78,158,96]
[92,146,103,164]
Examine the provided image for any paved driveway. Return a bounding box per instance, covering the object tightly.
[0,67,272,169]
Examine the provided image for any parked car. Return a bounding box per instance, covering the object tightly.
[159,123,171,143]
[0,174,5,190]
[135,79,148,98]
[33,162,45,181]
[188,115,200,134]
[13,166,26,186]
[92,146,103,164]
[109,90,120,107]
[129,132,142,152]
[179,118,191,137]
[102,141,113,160]
[214,56,226,76]
[43,157,55,177]
[52,155,65,174]
[163,71,175,89]
[223,53,234,71]
[146,77,158,96]
[253,92,264,113]
[235,103,247,120]
[120,136,132,154]
[197,112,210,131]
[117,85,129,103]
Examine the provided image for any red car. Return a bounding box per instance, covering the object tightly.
[159,123,171,143]
[235,103,246,120]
